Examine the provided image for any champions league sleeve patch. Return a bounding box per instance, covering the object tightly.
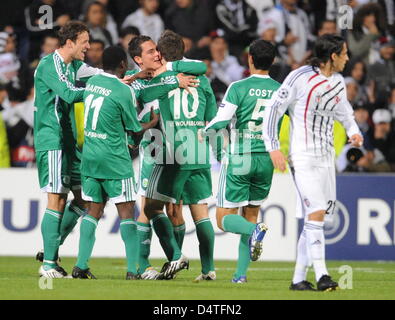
[278,88,289,100]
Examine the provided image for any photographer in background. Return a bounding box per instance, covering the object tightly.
[369,109,395,171]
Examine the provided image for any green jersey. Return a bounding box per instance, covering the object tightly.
[203,75,281,154]
[34,50,101,152]
[126,59,208,148]
[81,73,142,179]
[141,71,217,170]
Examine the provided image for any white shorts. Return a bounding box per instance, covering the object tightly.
[289,154,336,222]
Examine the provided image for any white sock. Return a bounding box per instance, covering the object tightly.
[304,220,328,282]
[292,230,309,284]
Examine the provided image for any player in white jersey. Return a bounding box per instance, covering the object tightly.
[262,34,363,291]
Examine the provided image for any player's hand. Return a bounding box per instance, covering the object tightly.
[197,129,205,143]
[177,73,199,94]
[349,134,363,148]
[134,69,155,80]
[149,107,159,127]
[269,150,287,172]
[121,75,135,84]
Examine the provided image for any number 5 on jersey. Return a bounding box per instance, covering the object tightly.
[248,98,269,132]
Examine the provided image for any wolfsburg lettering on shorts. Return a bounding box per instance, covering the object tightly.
[84,131,107,140]
[85,83,112,96]
[238,132,264,140]
[175,121,205,127]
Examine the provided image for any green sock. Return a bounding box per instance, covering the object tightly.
[234,234,251,279]
[173,223,186,250]
[137,222,152,273]
[41,209,63,269]
[152,213,181,261]
[222,215,255,235]
[76,215,98,270]
[195,218,215,274]
[120,219,139,274]
[60,201,85,245]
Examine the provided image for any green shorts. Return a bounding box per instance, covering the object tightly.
[217,153,274,208]
[82,175,137,204]
[137,145,156,197]
[70,147,82,190]
[36,150,71,194]
[146,164,212,205]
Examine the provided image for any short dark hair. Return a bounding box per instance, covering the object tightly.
[157,30,184,62]
[58,21,90,47]
[128,35,152,64]
[319,19,336,30]
[102,46,127,70]
[90,39,105,49]
[310,34,345,67]
[249,39,275,71]
[120,26,140,39]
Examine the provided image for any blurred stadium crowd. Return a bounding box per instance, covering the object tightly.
[0,0,394,172]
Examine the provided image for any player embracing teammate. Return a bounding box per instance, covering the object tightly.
[33,19,361,290]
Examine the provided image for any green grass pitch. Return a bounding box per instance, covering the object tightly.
[0,257,394,300]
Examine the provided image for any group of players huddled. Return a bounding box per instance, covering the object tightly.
[34,21,363,292]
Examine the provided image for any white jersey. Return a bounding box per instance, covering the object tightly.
[262,65,360,158]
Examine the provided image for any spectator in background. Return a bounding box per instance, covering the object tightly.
[190,47,228,102]
[246,0,274,22]
[0,31,32,104]
[367,40,395,106]
[106,0,140,27]
[165,0,214,48]
[258,19,290,82]
[347,3,385,65]
[344,59,372,108]
[81,0,119,44]
[122,0,164,43]
[317,20,338,36]
[1,85,35,167]
[209,36,245,87]
[216,0,258,57]
[118,27,140,70]
[25,0,70,60]
[86,39,104,68]
[182,37,194,55]
[30,34,60,69]
[369,109,395,171]
[84,1,113,47]
[261,0,314,70]
[0,85,10,168]
[387,86,395,120]
[0,32,21,85]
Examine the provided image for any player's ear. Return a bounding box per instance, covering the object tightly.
[134,56,143,66]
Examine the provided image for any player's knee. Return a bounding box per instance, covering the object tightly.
[216,218,224,231]
[168,215,184,226]
[144,200,161,220]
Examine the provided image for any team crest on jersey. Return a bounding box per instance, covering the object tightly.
[334,96,341,104]
[315,93,322,104]
[304,197,311,207]
[278,88,289,100]
[143,178,149,188]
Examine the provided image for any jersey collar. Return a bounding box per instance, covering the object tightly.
[101,72,119,79]
[251,74,270,79]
